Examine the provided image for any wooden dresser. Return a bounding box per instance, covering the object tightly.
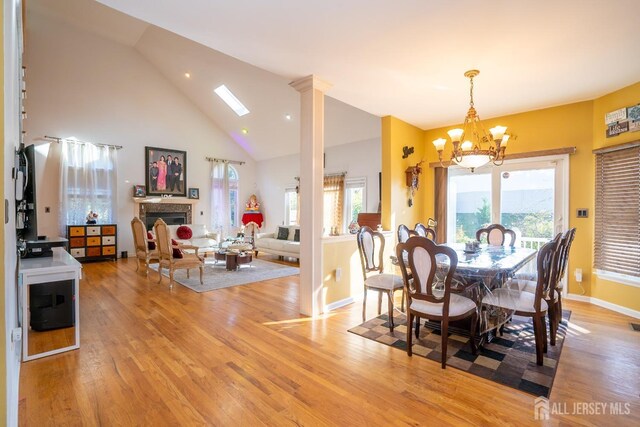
[67,224,117,262]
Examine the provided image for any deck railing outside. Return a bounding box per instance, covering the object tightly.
[519,236,549,251]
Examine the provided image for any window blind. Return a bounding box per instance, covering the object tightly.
[594,145,640,277]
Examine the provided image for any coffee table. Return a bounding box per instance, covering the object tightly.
[214,251,253,271]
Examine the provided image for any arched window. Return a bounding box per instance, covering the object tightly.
[211,162,240,236]
[228,165,239,227]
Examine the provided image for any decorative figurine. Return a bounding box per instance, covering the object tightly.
[245,194,260,212]
[86,210,98,224]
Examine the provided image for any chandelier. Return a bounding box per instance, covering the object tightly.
[432,70,514,172]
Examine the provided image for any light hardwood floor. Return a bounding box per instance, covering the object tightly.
[19,257,640,426]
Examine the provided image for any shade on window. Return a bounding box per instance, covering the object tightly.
[594,143,640,278]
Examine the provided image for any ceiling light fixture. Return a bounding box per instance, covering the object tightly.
[432,70,515,172]
[241,128,249,135]
[184,72,191,78]
[214,84,250,116]
[285,114,292,120]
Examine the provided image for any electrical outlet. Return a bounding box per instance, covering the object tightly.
[11,327,22,342]
[335,268,342,281]
[200,211,203,216]
[44,206,50,213]
[576,208,588,218]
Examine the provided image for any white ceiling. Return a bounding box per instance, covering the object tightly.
[27,0,382,161]
[94,0,640,130]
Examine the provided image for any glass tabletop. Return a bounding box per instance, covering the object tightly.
[446,243,537,276]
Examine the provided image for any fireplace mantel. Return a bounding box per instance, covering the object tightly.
[133,198,198,228]
[133,197,198,206]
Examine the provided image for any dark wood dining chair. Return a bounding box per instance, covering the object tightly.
[510,231,572,346]
[476,224,516,247]
[554,228,576,318]
[397,224,417,244]
[396,237,477,368]
[414,223,436,241]
[483,237,560,365]
[357,226,405,332]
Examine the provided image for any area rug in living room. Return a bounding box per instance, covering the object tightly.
[348,310,571,397]
[151,259,299,293]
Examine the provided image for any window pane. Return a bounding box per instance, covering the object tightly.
[500,169,555,246]
[448,173,491,243]
[348,187,363,224]
[230,190,237,226]
[284,190,298,225]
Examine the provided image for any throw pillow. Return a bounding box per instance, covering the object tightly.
[277,226,289,240]
[294,229,300,242]
[171,238,183,258]
[147,231,156,250]
[176,225,193,240]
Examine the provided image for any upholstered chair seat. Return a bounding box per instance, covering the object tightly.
[483,288,549,313]
[410,293,476,317]
[364,274,404,291]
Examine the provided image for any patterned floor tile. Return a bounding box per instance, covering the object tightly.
[348,310,571,397]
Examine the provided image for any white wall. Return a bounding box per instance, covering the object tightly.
[256,137,381,232]
[24,11,257,253]
[4,1,23,424]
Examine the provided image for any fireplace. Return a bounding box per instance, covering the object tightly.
[140,203,192,230]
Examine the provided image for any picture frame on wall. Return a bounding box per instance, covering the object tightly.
[145,146,187,197]
[188,188,199,199]
[133,185,146,198]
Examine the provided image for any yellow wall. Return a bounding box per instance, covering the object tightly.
[381,81,640,313]
[322,233,395,307]
[589,81,640,311]
[1,2,7,419]
[423,102,595,296]
[381,116,426,233]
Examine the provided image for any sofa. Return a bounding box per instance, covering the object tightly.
[255,225,300,260]
[166,224,220,254]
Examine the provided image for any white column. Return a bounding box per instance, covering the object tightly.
[290,75,332,316]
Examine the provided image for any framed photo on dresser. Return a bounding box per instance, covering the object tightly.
[145,146,187,197]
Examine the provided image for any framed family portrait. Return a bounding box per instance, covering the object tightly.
[145,146,187,197]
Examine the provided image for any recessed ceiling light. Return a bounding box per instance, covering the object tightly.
[285,114,292,120]
[241,128,249,134]
[184,72,191,78]
[214,84,250,116]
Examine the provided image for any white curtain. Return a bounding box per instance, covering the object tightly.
[59,139,118,235]
[211,162,230,237]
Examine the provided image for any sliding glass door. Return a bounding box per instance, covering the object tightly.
[447,157,567,248]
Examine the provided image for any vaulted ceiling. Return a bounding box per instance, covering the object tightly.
[95,0,640,130]
[29,0,381,161]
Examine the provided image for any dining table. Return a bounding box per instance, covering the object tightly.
[446,244,537,339]
[393,242,538,345]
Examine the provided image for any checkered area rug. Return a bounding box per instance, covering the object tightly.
[348,310,571,397]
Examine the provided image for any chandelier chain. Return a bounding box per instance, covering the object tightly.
[469,75,474,108]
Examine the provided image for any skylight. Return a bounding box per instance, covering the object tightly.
[214,85,250,116]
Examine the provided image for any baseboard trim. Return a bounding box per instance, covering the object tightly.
[565,293,640,319]
[325,296,355,312]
